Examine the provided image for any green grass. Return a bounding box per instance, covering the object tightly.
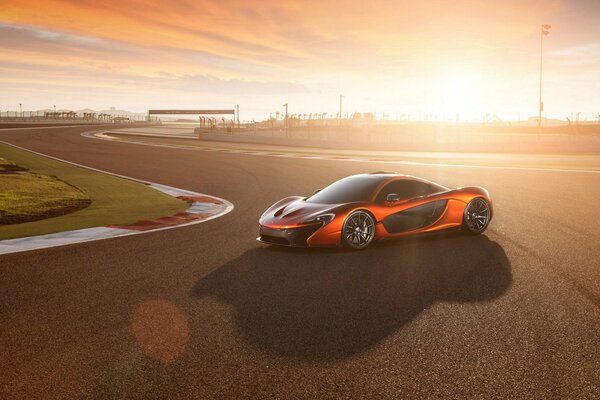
[0,173,91,225]
[0,156,28,172]
[0,143,188,240]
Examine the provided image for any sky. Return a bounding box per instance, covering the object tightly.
[0,0,599,121]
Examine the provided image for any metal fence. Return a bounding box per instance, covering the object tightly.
[0,111,158,123]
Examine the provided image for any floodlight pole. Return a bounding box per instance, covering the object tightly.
[19,103,22,119]
[539,24,551,129]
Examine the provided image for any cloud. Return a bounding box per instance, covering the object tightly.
[0,0,562,71]
[175,75,309,95]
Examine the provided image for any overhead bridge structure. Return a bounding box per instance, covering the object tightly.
[148,109,235,115]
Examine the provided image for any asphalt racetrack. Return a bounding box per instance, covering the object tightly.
[1,126,599,399]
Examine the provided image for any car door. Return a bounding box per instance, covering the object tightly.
[375,180,448,234]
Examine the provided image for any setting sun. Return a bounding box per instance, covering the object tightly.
[434,73,484,119]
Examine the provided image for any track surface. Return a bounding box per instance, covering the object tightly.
[1,126,599,399]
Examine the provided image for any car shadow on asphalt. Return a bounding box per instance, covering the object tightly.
[191,233,512,361]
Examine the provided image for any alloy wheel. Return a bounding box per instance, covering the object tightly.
[464,198,490,234]
[343,211,375,249]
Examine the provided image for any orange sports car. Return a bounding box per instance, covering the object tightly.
[257,172,492,249]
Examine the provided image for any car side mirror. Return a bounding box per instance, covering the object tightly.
[386,193,401,203]
[313,189,322,195]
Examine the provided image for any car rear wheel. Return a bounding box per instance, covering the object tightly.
[342,211,375,249]
[462,197,490,235]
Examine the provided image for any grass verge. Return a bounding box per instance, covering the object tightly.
[0,143,188,240]
[0,172,91,225]
[0,156,28,172]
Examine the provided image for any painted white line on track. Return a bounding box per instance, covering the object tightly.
[108,130,195,140]
[84,130,600,174]
[0,140,234,255]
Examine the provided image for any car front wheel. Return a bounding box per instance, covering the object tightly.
[342,210,375,249]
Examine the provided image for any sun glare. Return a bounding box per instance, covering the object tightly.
[434,73,483,120]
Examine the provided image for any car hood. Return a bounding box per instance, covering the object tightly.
[259,196,340,228]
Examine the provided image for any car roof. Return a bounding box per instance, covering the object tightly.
[364,171,421,182]
[344,172,447,189]
[358,172,448,198]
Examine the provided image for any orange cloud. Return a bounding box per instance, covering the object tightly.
[0,0,563,72]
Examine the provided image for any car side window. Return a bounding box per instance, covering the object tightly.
[375,180,432,203]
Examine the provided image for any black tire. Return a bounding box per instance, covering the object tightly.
[462,197,491,235]
[342,210,375,249]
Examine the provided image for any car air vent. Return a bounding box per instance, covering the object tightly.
[274,206,285,217]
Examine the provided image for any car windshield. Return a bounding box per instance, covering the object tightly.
[306,175,384,204]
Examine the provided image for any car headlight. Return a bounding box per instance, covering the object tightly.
[304,213,335,226]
